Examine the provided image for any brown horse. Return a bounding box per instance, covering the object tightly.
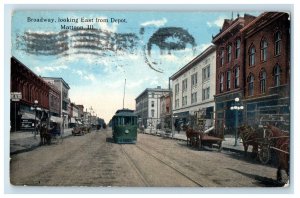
[183,125,200,148]
[39,124,51,145]
[265,125,289,184]
[238,125,259,158]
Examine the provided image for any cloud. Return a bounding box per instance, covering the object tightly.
[34,65,68,74]
[141,18,167,27]
[207,16,226,28]
[198,43,213,53]
[74,70,96,82]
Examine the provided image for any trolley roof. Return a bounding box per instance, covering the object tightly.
[113,109,136,117]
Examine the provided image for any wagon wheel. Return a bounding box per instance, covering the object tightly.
[259,145,271,164]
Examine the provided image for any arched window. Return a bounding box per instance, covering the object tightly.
[274,31,282,56]
[234,66,239,88]
[260,38,268,62]
[235,39,241,58]
[249,45,256,66]
[219,73,224,93]
[227,44,232,62]
[248,74,254,96]
[259,69,266,94]
[220,48,224,66]
[274,64,281,86]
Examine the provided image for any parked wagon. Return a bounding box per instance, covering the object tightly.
[112,109,137,144]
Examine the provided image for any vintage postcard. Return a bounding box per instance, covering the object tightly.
[8,6,291,192]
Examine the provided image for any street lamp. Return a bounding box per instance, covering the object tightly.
[230,97,244,146]
[32,100,38,139]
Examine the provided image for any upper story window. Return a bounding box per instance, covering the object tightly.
[191,92,197,104]
[260,38,268,62]
[274,31,282,56]
[274,64,281,86]
[234,66,240,88]
[182,79,188,92]
[202,87,210,101]
[249,45,256,66]
[260,69,266,94]
[191,73,198,87]
[175,99,179,108]
[202,65,210,82]
[220,48,224,66]
[235,39,241,58]
[151,101,154,107]
[227,44,232,62]
[248,74,254,96]
[226,70,231,91]
[182,96,187,106]
[175,83,179,95]
[219,73,224,93]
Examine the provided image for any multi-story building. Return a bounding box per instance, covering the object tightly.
[170,45,216,130]
[135,86,170,129]
[241,12,290,128]
[42,77,70,128]
[77,104,84,121]
[160,93,171,130]
[212,14,256,135]
[48,83,61,123]
[10,56,50,131]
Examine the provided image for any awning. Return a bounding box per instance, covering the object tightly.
[21,112,39,120]
[50,116,63,123]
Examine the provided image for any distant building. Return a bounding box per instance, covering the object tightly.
[77,105,84,121]
[135,86,170,129]
[160,92,171,130]
[241,12,290,128]
[42,77,70,128]
[170,45,216,130]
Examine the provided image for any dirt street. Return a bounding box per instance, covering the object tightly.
[10,128,280,187]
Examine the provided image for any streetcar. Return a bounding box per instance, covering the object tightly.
[112,108,137,144]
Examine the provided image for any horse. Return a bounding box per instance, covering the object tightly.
[183,125,201,148]
[39,123,51,145]
[265,125,289,184]
[238,125,259,158]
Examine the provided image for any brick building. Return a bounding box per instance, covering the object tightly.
[212,14,256,135]
[160,93,171,130]
[10,57,50,131]
[241,12,290,128]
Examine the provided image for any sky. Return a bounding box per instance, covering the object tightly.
[11,10,261,123]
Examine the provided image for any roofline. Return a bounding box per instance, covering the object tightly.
[212,18,245,43]
[135,88,171,100]
[169,45,216,80]
[42,76,70,89]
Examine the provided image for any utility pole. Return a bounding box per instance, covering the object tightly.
[123,78,126,109]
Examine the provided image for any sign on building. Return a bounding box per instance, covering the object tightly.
[11,92,22,101]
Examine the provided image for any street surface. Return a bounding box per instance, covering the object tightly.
[10,128,281,187]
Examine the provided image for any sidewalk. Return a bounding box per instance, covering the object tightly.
[142,128,246,154]
[10,128,73,155]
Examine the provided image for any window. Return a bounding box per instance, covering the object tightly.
[175,99,179,108]
[235,39,241,58]
[234,67,239,88]
[260,39,268,62]
[191,92,197,104]
[274,64,281,86]
[249,45,256,66]
[220,49,224,66]
[260,70,266,94]
[219,73,224,93]
[227,44,232,62]
[151,101,154,107]
[175,83,179,95]
[202,65,210,82]
[202,87,210,100]
[275,31,282,56]
[152,92,155,98]
[182,79,187,92]
[182,96,187,106]
[226,70,231,90]
[151,109,155,117]
[248,74,254,96]
[191,73,197,87]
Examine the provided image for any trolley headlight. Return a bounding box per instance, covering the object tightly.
[125,129,129,134]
